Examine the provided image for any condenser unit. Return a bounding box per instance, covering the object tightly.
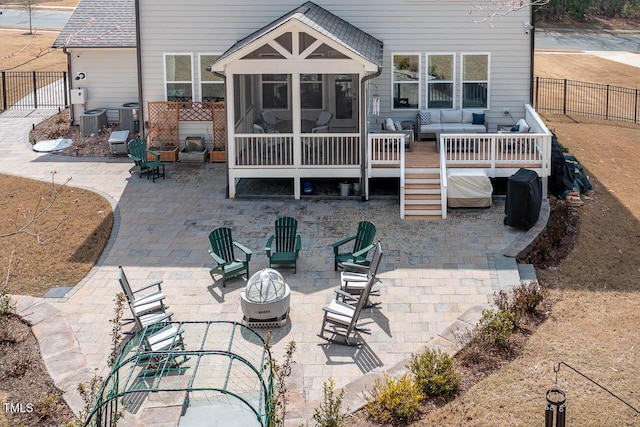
[79,108,107,136]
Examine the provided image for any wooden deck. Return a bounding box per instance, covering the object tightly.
[406,140,440,168]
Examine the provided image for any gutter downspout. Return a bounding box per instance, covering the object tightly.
[63,48,74,125]
[212,70,229,198]
[530,6,535,104]
[135,0,145,139]
[360,68,382,202]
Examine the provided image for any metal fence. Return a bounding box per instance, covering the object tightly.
[0,71,68,110]
[534,77,640,124]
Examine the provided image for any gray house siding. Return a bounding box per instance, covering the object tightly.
[68,48,138,123]
[138,0,531,129]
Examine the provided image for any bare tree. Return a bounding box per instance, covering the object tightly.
[16,0,39,35]
[471,0,550,21]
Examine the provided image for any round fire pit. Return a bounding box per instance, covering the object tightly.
[240,268,290,328]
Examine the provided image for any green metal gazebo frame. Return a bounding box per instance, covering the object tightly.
[85,321,274,426]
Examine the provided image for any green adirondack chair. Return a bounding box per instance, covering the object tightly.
[208,227,252,287]
[330,221,376,270]
[265,216,302,273]
[128,138,165,182]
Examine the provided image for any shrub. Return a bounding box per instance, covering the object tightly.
[312,378,347,427]
[364,373,424,425]
[409,348,460,397]
[494,281,547,325]
[476,309,515,348]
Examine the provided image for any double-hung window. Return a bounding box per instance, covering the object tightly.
[461,53,489,108]
[199,54,224,102]
[262,74,289,109]
[164,54,193,102]
[392,54,420,109]
[426,54,454,108]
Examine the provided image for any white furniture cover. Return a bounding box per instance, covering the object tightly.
[447,169,493,208]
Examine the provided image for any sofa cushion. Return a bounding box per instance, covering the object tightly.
[418,110,432,125]
[462,109,483,124]
[511,124,520,132]
[441,109,462,123]
[516,118,530,132]
[394,120,403,131]
[420,124,442,134]
[463,123,487,133]
[385,117,395,131]
[441,123,462,132]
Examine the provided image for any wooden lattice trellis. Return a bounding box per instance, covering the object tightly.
[147,101,226,150]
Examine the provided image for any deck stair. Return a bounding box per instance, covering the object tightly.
[403,167,443,220]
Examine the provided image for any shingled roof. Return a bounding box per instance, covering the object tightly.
[53,0,136,48]
[214,1,383,67]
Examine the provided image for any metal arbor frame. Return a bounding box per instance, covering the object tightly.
[85,321,274,427]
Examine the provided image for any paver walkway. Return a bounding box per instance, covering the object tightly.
[0,108,541,424]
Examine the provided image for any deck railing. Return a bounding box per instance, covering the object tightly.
[234,134,294,166]
[232,133,359,167]
[301,133,360,166]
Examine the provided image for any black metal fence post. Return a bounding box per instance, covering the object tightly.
[562,79,567,115]
[32,71,38,109]
[1,71,6,111]
[605,84,610,120]
[635,89,638,124]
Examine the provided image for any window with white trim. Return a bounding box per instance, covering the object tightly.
[426,54,454,108]
[392,54,420,109]
[164,54,193,102]
[199,54,224,102]
[262,74,289,109]
[461,53,489,108]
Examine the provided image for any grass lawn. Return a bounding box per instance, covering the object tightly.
[414,54,640,425]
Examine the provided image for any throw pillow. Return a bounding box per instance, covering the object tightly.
[472,113,485,125]
[510,124,520,132]
[419,111,431,125]
[394,120,403,131]
[517,118,530,133]
[385,117,395,131]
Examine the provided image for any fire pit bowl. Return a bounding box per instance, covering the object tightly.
[240,268,290,328]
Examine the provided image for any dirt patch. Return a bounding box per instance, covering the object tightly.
[0,314,76,426]
[29,110,121,157]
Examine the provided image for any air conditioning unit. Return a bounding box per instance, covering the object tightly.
[119,102,139,133]
[79,108,107,136]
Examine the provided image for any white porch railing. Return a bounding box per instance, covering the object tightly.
[234,134,294,166]
[440,133,548,168]
[301,133,360,166]
[232,133,360,167]
[440,147,448,219]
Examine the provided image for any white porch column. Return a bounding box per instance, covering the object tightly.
[292,72,301,199]
[226,73,236,198]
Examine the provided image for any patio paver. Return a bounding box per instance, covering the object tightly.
[0,108,543,424]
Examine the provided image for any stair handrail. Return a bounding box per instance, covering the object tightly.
[439,135,448,219]
[400,134,406,219]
